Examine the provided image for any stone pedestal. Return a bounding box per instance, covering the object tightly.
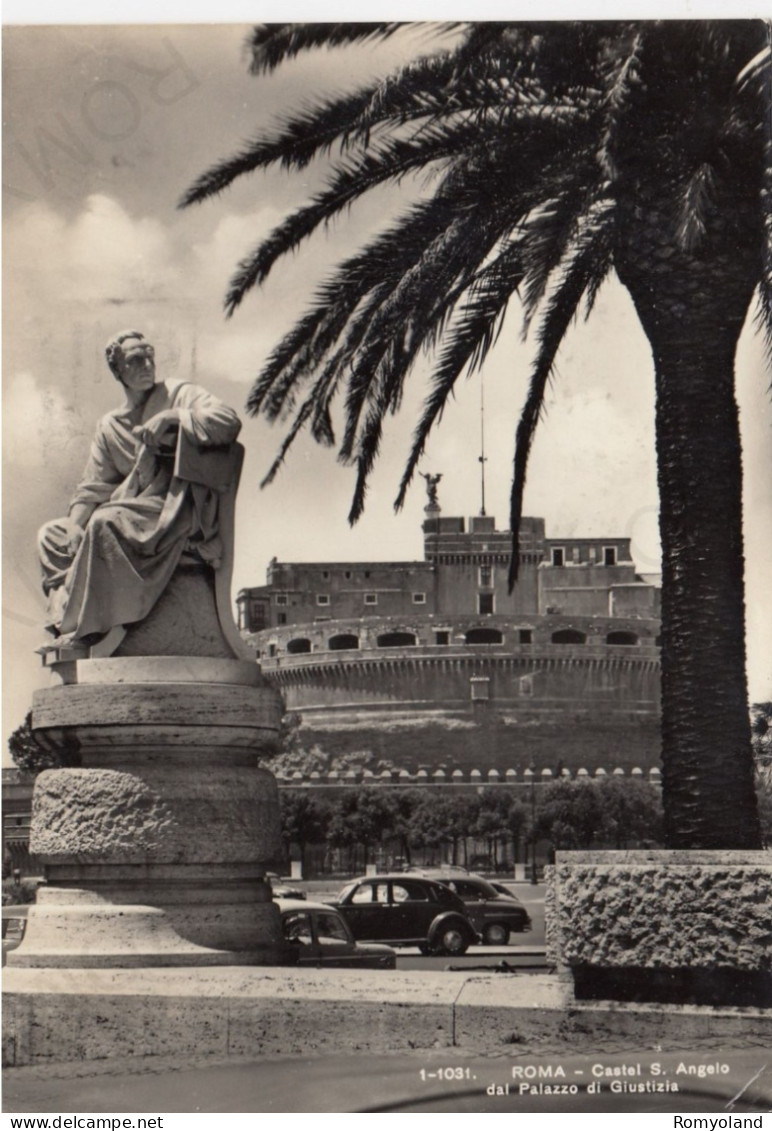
[547,850,772,1006]
[9,656,290,967]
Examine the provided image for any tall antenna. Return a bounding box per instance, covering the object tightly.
[478,371,488,516]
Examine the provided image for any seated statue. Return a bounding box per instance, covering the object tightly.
[38,330,243,649]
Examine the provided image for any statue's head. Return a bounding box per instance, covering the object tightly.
[106,330,156,390]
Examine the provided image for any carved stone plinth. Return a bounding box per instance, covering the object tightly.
[547,850,772,1006]
[10,657,291,968]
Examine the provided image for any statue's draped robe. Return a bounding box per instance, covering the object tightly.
[39,381,241,640]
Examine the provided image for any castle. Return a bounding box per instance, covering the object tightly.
[3,503,662,877]
[237,500,662,779]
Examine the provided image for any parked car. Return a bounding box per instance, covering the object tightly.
[276,898,396,968]
[332,874,478,955]
[267,873,307,900]
[410,871,532,944]
[2,905,28,963]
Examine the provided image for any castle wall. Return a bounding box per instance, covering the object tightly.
[253,611,661,774]
[432,556,540,617]
[239,514,660,634]
[241,561,437,631]
[270,649,660,714]
[239,513,662,778]
[539,562,660,618]
[254,612,660,658]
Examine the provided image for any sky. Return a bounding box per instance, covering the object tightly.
[3,16,771,750]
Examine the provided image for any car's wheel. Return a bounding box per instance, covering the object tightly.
[418,943,435,956]
[436,923,470,956]
[483,923,510,946]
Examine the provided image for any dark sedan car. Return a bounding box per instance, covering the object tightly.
[411,872,532,944]
[332,874,478,955]
[277,899,396,968]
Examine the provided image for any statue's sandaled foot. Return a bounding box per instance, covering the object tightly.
[36,637,91,662]
[36,627,127,663]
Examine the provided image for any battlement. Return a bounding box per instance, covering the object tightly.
[275,764,662,789]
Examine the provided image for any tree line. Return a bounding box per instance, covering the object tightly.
[279,778,665,876]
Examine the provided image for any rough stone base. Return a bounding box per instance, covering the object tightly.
[4,968,771,1068]
[548,850,772,1006]
[19,657,286,968]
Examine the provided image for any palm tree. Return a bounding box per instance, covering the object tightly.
[181,21,770,850]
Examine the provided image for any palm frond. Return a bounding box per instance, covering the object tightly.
[308,288,391,437]
[597,29,644,179]
[686,27,770,176]
[179,91,385,205]
[336,160,534,472]
[735,43,771,96]
[259,395,316,487]
[246,23,412,75]
[259,287,390,472]
[395,240,525,511]
[357,51,580,143]
[583,221,614,318]
[508,200,615,590]
[260,360,349,487]
[223,115,497,315]
[676,163,718,253]
[247,196,459,421]
[247,307,334,417]
[332,151,554,517]
[754,139,772,374]
[249,300,365,424]
[225,95,592,319]
[723,34,771,145]
[351,51,488,138]
[180,50,487,206]
[245,120,602,512]
[519,175,599,332]
[342,212,502,519]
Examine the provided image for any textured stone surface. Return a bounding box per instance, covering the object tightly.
[30,766,281,864]
[31,769,174,860]
[4,967,770,1068]
[550,851,772,970]
[543,864,559,968]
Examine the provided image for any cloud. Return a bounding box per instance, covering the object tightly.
[8,194,178,308]
[4,192,298,397]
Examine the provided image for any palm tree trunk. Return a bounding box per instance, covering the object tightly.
[616,206,762,849]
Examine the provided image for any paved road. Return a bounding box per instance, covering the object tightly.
[6,1048,770,1114]
[397,945,547,970]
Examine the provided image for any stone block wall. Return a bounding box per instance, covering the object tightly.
[549,850,772,1006]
